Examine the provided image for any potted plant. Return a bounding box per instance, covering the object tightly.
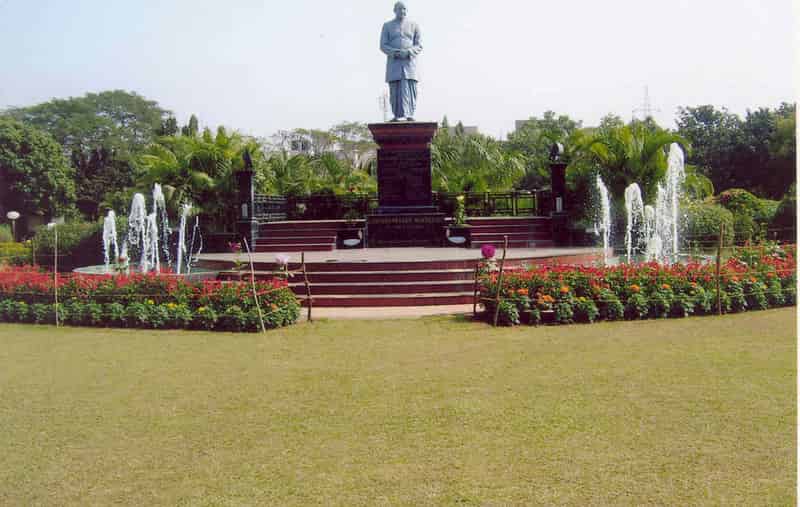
[445,195,471,247]
[339,210,364,248]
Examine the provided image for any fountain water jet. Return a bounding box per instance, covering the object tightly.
[624,183,645,262]
[594,175,612,266]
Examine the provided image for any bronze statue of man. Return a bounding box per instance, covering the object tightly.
[380,2,422,121]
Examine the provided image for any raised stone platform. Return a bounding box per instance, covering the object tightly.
[198,246,608,307]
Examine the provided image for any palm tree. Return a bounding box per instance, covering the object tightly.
[431,131,524,193]
[577,122,690,203]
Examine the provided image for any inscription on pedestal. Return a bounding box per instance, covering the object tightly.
[367,213,445,247]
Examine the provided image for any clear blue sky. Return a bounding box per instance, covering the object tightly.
[1,0,795,138]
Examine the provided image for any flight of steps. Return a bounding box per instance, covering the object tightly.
[254,220,340,252]
[217,258,479,307]
[467,216,553,249]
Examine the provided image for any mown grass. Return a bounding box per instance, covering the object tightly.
[0,309,795,506]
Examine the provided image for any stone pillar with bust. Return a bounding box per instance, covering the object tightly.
[234,152,259,247]
[366,122,445,247]
[549,142,570,246]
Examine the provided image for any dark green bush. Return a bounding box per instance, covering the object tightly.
[573,297,599,323]
[220,305,247,331]
[683,201,734,246]
[32,216,128,270]
[770,183,796,240]
[0,225,14,243]
[717,189,780,242]
[625,293,649,320]
[124,302,150,328]
[104,303,126,327]
[727,279,747,313]
[597,289,624,321]
[0,242,31,265]
[194,306,218,330]
[649,286,674,319]
[670,292,694,318]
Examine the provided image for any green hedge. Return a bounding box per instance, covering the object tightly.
[0,242,31,265]
[683,201,734,246]
[32,217,128,270]
[771,184,797,240]
[717,189,780,242]
[0,225,13,243]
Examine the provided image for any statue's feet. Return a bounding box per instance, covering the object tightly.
[390,117,401,122]
[406,117,415,122]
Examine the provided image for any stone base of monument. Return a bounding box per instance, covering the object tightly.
[366,212,446,248]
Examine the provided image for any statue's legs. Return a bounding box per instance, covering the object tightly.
[388,79,417,120]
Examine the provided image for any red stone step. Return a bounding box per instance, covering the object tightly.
[467,224,550,234]
[256,236,337,245]
[307,269,474,283]
[471,232,552,242]
[297,292,475,307]
[290,280,475,295]
[253,243,335,252]
[467,217,550,226]
[258,227,341,237]
[471,239,555,249]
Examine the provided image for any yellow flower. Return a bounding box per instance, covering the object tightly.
[198,306,207,313]
[146,299,155,305]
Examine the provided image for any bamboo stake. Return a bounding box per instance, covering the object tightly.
[53,225,59,327]
[492,236,509,327]
[472,263,480,318]
[716,223,723,316]
[242,238,267,333]
[302,252,312,323]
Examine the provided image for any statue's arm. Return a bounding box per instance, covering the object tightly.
[410,23,422,56]
[380,24,396,57]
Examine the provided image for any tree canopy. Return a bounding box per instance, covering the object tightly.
[0,118,76,218]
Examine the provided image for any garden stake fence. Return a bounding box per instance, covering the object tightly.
[716,224,724,315]
[301,252,312,323]
[472,263,480,318]
[492,236,509,327]
[243,238,267,333]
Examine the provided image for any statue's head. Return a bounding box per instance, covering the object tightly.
[393,2,407,20]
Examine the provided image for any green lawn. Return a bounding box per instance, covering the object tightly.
[0,309,795,506]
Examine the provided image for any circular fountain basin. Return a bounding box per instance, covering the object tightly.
[73,265,219,282]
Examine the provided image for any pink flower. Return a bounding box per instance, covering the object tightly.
[481,244,496,259]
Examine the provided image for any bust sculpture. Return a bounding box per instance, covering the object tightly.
[380,2,422,121]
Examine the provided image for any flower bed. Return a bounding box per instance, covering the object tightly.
[0,266,300,332]
[480,243,796,326]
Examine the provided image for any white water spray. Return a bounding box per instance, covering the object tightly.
[102,210,119,271]
[624,183,645,262]
[594,175,612,266]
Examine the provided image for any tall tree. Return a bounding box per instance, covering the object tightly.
[506,111,582,189]
[2,90,170,219]
[0,118,76,219]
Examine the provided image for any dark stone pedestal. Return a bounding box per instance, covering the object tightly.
[367,122,442,246]
[368,122,438,214]
[367,213,445,248]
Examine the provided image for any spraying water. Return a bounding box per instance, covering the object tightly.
[175,203,192,275]
[594,175,612,265]
[127,193,147,270]
[624,183,645,262]
[102,210,119,271]
[152,183,172,267]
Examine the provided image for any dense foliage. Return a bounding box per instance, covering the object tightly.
[480,243,795,326]
[0,266,300,332]
[3,90,171,220]
[0,118,77,219]
[676,103,795,199]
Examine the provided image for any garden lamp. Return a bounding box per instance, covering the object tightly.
[6,211,20,241]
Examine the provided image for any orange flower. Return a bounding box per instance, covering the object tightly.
[731,276,739,283]
[560,285,570,294]
[517,288,529,296]
[270,304,278,311]
[630,284,640,293]
[749,277,757,283]
[661,283,671,290]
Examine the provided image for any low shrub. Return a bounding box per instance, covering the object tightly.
[573,297,599,323]
[682,201,734,246]
[477,243,795,327]
[0,242,31,266]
